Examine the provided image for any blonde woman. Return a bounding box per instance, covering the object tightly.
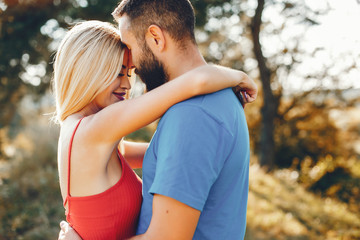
[54,20,256,239]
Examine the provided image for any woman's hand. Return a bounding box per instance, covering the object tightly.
[58,221,82,240]
[199,64,257,106]
[232,71,258,107]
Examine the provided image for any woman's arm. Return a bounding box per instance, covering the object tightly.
[85,64,256,144]
[120,140,149,169]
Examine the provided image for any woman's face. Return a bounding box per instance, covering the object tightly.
[93,49,132,110]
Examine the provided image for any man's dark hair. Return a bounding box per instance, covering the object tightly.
[112,0,196,46]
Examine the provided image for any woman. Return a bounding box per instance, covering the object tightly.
[54,20,256,239]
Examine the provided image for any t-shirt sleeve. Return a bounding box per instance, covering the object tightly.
[149,104,231,211]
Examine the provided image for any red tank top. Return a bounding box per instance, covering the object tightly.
[63,118,142,239]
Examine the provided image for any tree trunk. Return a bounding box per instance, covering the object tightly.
[250,0,277,170]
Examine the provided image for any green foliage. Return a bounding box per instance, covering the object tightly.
[1,3,60,129]
[310,166,360,206]
[272,91,360,206]
[275,101,341,168]
[0,0,120,156]
[246,165,360,239]
[191,0,227,27]
[125,126,155,143]
[0,125,63,240]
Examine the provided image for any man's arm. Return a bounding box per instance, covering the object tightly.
[120,140,149,169]
[130,103,231,240]
[128,194,201,240]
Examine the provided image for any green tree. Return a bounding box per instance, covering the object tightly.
[0,0,359,238]
[0,0,122,158]
[191,0,359,170]
[0,1,125,238]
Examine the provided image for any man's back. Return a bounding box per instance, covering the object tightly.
[138,88,250,239]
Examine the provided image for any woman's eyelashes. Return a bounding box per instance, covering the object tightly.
[118,72,131,78]
[127,67,135,77]
[119,65,132,77]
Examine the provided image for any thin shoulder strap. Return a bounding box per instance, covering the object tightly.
[63,117,84,207]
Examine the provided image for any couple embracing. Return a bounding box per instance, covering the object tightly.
[55,0,258,239]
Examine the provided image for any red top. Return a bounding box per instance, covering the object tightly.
[63,118,142,239]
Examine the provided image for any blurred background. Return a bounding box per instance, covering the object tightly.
[0,0,359,239]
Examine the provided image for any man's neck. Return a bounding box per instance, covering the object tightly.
[165,44,207,81]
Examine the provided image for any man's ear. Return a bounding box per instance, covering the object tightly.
[145,25,166,52]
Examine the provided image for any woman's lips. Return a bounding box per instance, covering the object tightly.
[113,92,126,101]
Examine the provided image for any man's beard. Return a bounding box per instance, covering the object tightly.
[135,42,169,92]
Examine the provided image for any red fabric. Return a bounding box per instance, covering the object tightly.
[64,118,142,239]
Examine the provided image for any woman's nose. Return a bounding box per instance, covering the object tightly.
[121,76,131,90]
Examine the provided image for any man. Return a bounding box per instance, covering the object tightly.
[59,0,257,239]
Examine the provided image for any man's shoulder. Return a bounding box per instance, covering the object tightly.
[170,88,235,110]
[169,88,240,117]
[160,88,242,129]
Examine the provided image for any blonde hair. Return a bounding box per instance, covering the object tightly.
[52,20,125,123]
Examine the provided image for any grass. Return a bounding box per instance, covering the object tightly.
[1,120,359,239]
[245,164,360,240]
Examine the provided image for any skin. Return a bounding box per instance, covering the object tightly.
[58,17,258,240]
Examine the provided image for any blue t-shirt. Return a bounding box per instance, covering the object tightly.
[137,88,250,239]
